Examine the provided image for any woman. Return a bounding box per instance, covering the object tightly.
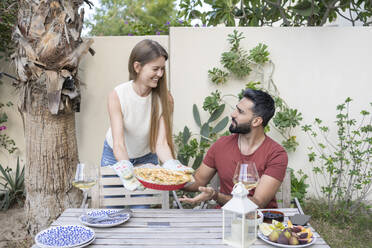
[101,40,191,209]
[101,39,175,170]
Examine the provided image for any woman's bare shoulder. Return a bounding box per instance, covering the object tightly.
[108,90,121,111]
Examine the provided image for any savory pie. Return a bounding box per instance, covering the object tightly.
[134,167,193,185]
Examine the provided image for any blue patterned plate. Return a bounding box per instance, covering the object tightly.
[79,209,130,227]
[35,225,95,248]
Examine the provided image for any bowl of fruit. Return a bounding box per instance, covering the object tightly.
[258,220,315,247]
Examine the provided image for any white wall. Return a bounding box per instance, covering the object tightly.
[169,27,371,198]
[0,61,25,168]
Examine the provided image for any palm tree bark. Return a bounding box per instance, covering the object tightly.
[24,91,82,234]
[12,0,93,234]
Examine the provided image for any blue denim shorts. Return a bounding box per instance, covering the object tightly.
[101,140,158,166]
[100,140,159,209]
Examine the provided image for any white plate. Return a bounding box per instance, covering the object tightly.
[70,236,95,248]
[258,230,316,247]
[35,236,95,248]
[79,209,130,228]
[35,225,95,248]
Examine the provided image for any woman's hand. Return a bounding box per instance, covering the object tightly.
[179,186,216,204]
[163,159,194,173]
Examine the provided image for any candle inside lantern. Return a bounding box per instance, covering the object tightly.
[231,218,242,243]
[230,216,257,244]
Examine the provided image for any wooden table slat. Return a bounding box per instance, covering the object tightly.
[56,216,223,222]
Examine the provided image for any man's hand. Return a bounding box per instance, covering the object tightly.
[179,186,216,204]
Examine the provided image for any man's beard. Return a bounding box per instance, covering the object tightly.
[229,118,252,134]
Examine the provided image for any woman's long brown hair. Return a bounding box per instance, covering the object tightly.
[128,39,175,158]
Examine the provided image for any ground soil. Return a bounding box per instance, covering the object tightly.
[0,206,33,248]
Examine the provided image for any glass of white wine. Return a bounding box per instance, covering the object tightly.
[72,163,97,214]
[233,160,259,190]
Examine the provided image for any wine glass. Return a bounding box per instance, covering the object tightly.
[233,160,259,190]
[72,163,97,214]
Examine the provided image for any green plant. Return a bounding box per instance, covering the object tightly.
[0,157,25,210]
[208,68,228,85]
[210,30,259,81]
[86,0,192,36]
[0,100,16,154]
[178,0,372,27]
[0,0,18,59]
[175,97,229,169]
[272,96,303,152]
[248,43,270,64]
[302,98,372,215]
[220,31,252,78]
[290,168,309,205]
[209,30,302,152]
[203,90,222,114]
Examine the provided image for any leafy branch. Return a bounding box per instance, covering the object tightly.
[178,0,372,27]
[209,30,303,152]
[302,98,372,214]
[0,100,17,154]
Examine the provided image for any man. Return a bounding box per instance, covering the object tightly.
[180,89,288,208]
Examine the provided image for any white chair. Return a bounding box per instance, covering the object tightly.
[92,166,169,209]
[275,167,291,208]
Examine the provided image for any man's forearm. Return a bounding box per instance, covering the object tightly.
[183,181,202,192]
[248,196,267,209]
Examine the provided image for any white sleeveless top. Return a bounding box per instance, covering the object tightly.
[106,81,156,158]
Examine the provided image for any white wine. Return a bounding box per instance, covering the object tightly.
[72,180,96,189]
[243,182,258,190]
[233,179,258,190]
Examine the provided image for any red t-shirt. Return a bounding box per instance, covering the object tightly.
[203,134,288,208]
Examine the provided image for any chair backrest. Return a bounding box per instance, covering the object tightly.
[93,166,169,209]
[275,167,291,208]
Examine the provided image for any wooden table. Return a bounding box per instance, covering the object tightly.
[33,208,330,248]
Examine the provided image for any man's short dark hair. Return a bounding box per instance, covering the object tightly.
[243,89,275,127]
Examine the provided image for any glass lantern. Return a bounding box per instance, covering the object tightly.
[222,182,258,248]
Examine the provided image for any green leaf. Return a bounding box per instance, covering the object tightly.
[16,158,24,189]
[0,164,12,188]
[192,154,204,170]
[212,116,229,134]
[182,126,191,144]
[292,0,315,17]
[200,123,210,139]
[208,104,225,123]
[15,157,20,185]
[190,9,202,18]
[177,154,189,166]
[193,104,201,127]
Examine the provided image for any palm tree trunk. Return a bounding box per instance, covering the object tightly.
[13,0,94,234]
[24,90,82,234]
